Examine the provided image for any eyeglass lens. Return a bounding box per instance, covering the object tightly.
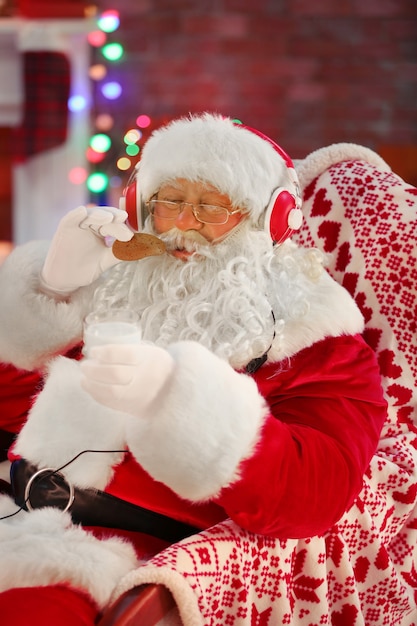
[148,200,230,224]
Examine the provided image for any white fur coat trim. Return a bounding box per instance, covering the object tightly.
[268,253,364,363]
[14,346,268,501]
[294,142,391,191]
[14,357,130,490]
[0,240,96,371]
[126,340,269,501]
[0,494,138,610]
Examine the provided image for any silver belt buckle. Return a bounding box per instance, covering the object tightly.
[24,467,75,513]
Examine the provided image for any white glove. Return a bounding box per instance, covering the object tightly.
[40,205,133,295]
[80,343,175,416]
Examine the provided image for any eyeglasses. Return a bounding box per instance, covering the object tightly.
[146,199,242,225]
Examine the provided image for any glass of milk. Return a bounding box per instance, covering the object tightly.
[83,308,142,357]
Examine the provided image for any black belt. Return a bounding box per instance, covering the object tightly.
[10,459,201,543]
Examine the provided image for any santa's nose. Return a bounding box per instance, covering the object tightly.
[174,204,203,230]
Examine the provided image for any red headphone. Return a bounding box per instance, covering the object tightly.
[120,124,302,245]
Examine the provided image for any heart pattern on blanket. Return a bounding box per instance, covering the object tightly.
[317,220,341,251]
[378,350,403,379]
[310,186,332,216]
[335,241,351,271]
[331,603,359,626]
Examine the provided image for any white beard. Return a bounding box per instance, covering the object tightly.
[93,221,325,370]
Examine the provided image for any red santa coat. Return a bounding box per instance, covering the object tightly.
[5,332,385,547]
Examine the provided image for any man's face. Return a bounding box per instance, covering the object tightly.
[151,179,245,261]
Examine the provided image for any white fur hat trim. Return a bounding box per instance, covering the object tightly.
[136,112,293,226]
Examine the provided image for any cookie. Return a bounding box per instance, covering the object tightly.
[112,232,166,261]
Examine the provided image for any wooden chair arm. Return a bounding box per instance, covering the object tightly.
[97,583,177,626]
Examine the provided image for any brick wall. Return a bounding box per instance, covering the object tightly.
[96,0,417,179]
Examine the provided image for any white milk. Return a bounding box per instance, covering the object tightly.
[83,313,142,356]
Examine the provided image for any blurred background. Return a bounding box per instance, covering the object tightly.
[0,0,416,256]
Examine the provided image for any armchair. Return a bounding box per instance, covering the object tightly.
[97,144,417,626]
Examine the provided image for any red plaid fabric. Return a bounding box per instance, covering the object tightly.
[12,52,70,163]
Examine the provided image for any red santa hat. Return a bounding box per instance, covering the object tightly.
[124,113,303,244]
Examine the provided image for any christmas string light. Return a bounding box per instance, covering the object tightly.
[77,7,158,203]
[84,8,123,199]
[101,42,124,62]
[97,10,120,33]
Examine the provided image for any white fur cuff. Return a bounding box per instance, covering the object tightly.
[14,357,130,490]
[126,341,268,502]
[0,495,138,610]
[0,240,94,370]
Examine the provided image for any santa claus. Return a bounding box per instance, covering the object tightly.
[0,113,387,624]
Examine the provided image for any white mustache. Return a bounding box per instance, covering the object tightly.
[158,228,209,251]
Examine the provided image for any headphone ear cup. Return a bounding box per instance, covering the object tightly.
[120,181,139,231]
[265,188,303,244]
[236,123,303,244]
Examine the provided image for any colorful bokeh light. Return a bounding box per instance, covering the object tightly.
[126,144,140,156]
[89,133,112,153]
[102,42,124,62]
[68,95,88,112]
[101,81,122,100]
[87,30,107,47]
[117,157,131,171]
[136,114,151,128]
[97,10,120,33]
[87,172,109,193]
[95,113,114,131]
[86,147,106,164]
[124,129,142,144]
[68,167,88,185]
[89,64,107,81]
[85,8,130,199]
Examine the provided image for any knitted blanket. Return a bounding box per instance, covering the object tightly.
[110,145,417,626]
